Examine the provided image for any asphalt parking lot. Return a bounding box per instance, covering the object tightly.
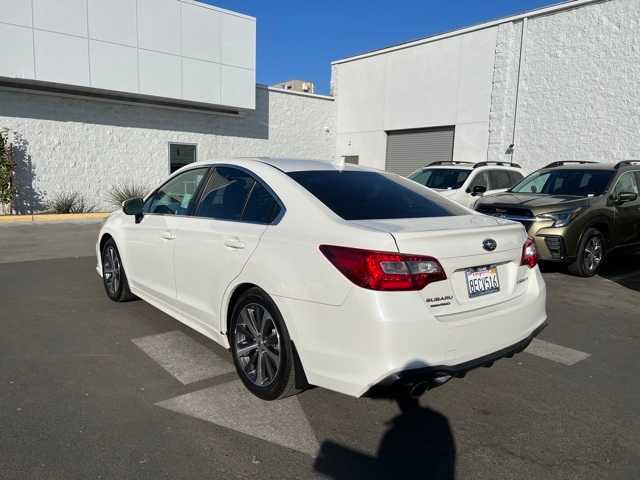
[1,222,639,480]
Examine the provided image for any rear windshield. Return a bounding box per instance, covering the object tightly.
[288,170,468,220]
[510,169,614,196]
[409,168,471,190]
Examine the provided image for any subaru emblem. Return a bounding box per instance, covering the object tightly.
[483,239,497,251]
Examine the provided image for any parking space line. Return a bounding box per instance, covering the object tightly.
[132,331,234,384]
[524,339,591,366]
[156,380,319,457]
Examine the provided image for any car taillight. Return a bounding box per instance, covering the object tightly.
[319,245,446,291]
[521,238,538,268]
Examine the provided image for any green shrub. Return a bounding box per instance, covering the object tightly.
[0,129,16,207]
[48,192,95,214]
[107,184,148,208]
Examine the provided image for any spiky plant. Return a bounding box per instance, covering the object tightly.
[48,192,95,214]
[106,184,148,209]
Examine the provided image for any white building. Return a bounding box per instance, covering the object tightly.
[0,0,334,212]
[332,0,640,176]
[1,0,638,212]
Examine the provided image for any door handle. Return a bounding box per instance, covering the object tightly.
[224,238,245,250]
[160,231,176,241]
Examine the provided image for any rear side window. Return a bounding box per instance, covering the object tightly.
[243,182,281,223]
[195,166,282,224]
[288,170,467,220]
[196,167,254,221]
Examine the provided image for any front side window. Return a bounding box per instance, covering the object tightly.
[289,170,467,220]
[511,170,614,196]
[508,170,525,185]
[144,168,208,215]
[613,172,639,195]
[468,171,490,191]
[409,168,471,190]
[488,170,514,190]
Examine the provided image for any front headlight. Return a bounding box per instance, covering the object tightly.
[537,207,585,227]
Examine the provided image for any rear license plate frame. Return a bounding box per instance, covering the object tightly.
[465,265,500,298]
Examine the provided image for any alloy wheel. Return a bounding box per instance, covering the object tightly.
[583,236,603,273]
[234,303,281,387]
[103,246,121,296]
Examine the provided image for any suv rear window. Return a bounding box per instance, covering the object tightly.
[288,170,467,220]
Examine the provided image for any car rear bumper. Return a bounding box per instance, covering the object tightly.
[365,320,547,395]
[273,266,548,398]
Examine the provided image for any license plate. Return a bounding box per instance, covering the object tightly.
[465,265,500,298]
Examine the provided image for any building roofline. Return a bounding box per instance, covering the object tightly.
[331,0,605,65]
[258,84,334,101]
[180,0,255,21]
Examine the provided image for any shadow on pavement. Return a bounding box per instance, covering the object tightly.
[539,246,640,293]
[313,395,456,480]
[599,247,640,293]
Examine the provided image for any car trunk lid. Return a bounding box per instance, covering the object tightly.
[353,215,529,316]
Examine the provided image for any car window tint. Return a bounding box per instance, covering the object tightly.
[488,170,513,190]
[508,171,524,184]
[288,170,467,220]
[613,172,639,195]
[144,168,208,215]
[196,167,255,221]
[243,181,281,223]
[511,170,613,196]
[468,171,489,190]
[511,172,550,193]
[409,168,470,190]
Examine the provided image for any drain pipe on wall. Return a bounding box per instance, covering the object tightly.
[511,16,528,165]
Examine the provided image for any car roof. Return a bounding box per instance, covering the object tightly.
[539,164,616,172]
[419,164,521,171]
[185,157,381,173]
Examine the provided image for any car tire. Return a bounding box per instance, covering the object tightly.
[568,228,605,277]
[101,238,136,302]
[229,287,305,400]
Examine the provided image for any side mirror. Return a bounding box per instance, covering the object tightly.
[615,191,638,204]
[122,197,144,223]
[471,185,488,196]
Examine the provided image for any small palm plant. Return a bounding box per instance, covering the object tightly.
[107,184,149,209]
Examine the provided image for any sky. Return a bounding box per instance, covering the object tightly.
[204,0,560,95]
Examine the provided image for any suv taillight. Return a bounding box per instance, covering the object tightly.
[521,238,538,268]
[319,245,446,291]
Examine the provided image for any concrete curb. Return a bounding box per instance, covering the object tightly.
[0,212,110,224]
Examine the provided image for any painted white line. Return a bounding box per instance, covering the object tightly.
[132,331,234,384]
[156,380,319,457]
[525,339,591,366]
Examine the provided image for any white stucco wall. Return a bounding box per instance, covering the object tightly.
[0,86,335,212]
[488,0,640,170]
[333,27,498,170]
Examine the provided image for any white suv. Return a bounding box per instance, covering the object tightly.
[409,161,526,209]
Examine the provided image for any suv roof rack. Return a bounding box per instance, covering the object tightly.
[473,161,521,169]
[543,160,599,169]
[426,160,475,167]
[615,160,640,169]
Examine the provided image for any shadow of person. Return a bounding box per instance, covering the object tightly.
[314,394,456,479]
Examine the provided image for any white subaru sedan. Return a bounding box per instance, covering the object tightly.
[96,158,547,400]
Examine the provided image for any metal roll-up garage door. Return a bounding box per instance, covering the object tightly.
[385,126,455,176]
